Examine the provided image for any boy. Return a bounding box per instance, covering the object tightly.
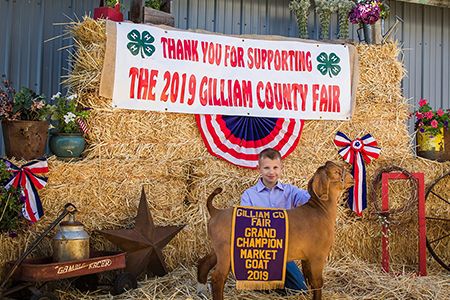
[241,148,310,293]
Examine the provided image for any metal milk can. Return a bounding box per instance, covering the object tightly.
[52,215,90,263]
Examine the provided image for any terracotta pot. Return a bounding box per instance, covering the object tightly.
[416,127,450,162]
[1,120,49,160]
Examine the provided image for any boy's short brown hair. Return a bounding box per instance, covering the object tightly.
[258,148,282,163]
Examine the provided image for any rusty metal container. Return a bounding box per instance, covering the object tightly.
[52,215,90,263]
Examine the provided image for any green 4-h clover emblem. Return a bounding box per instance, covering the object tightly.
[127,29,156,58]
[316,52,341,78]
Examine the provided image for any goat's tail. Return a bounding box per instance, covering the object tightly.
[206,187,223,218]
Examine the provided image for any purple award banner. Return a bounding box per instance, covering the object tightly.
[231,206,288,290]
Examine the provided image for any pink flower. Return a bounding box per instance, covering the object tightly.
[415,112,423,119]
[431,120,438,128]
[437,109,444,117]
[424,111,434,119]
[419,98,428,107]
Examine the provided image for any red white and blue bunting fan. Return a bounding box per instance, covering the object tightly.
[195,115,304,169]
[334,132,381,216]
[3,158,49,223]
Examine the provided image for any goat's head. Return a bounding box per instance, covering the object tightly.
[308,161,354,201]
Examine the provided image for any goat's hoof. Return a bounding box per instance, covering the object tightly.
[196,282,208,295]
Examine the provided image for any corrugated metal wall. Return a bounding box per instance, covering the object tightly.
[1,0,449,155]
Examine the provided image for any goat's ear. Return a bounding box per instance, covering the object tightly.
[312,170,329,201]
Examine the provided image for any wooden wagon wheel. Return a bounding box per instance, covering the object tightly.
[425,171,450,271]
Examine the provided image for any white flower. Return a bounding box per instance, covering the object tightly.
[51,92,61,101]
[64,112,76,124]
[67,94,77,100]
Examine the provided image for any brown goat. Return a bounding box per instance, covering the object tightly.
[197,161,354,300]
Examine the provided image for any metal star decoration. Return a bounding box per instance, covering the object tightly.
[97,187,184,278]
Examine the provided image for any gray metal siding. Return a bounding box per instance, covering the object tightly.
[1,0,449,156]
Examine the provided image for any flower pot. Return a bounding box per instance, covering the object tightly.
[1,120,49,160]
[359,21,382,44]
[416,128,450,162]
[49,132,85,160]
[94,6,123,22]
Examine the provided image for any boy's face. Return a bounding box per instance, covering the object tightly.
[257,157,283,189]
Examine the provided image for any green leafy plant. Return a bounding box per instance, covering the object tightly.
[411,98,450,137]
[337,0,356,39]
[145,0,166,10]
[315,0,338,39]
[0,160,27,237]
[289,0,311,39]
[49,93,91,134]
[0,74,53,122]
[105,0,124,10]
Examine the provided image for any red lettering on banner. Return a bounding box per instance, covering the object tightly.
[188,75,196,105]
[161,71,170,102]
[306,52,312,72]
[257,81,265,109]
[138,68,149,99]
[161,37,199,61]
[312,84,340,112]
[171,72,180,103]
[320,85,329,111]
[292,84,307,111]
[274,83,283,110]
[281,50,288,71]
[201,42,222,66]
[265,82,274,109]
[129,68,158,100]
[241,80,252,108]
[267,50,274,70]
[199,77,252,107]
[200,76,208,106]
[224,46,245,68]
[148,69,158,100]
[257,81,301,111]
[312,84,320,111]
[282,84,292,110]
[129,67,139,98]
[179,73,186,103]
[332,85,340,112]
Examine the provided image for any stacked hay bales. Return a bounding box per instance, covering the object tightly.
[1,16,450,287]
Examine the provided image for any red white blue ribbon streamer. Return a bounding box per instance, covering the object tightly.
[77,118,88,134]
[4,158,49,223]
[334,132,380,216]
[196,115,303,169]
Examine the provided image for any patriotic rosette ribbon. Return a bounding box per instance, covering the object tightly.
[334,132,380,216]
[3,158,49,223]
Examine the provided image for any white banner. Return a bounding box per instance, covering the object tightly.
[110,22,355,120]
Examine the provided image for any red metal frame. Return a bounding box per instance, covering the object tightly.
[381,172,426,276]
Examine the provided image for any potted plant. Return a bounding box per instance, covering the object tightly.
[411,98,450,162]
[289,0,311,40]
[349,0,390,44]
[0,74,53,160]
[48,92,91,160]
[94,0,124,22]
[0,159,28,238]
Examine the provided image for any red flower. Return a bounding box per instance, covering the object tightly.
[424,111,434,119]
[431,120,438,128]
[419,98,428,107]
[437,109,444,117]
